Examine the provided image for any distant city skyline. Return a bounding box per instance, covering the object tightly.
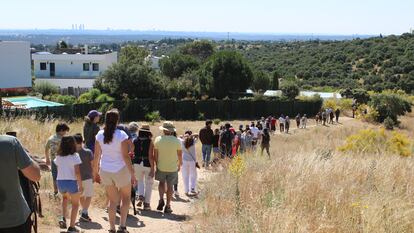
[1,0,413,35]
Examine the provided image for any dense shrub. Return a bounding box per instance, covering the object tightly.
[34,81,59,96]
[44,94,76,105]
[338,128,412,156]
[383,117,395,130]
[145,111,161,123]
[95,94,114,103]
[281,82,300,100]
[368,93,412,124]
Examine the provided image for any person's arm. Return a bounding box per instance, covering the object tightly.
[75,164,83,193]
[21,161,41,182]
[93,140,102,183]
[177,149,183,172]
[45,140,51,166]
[128,139,135,154]
[153,149,159,168]
[121,140,136,184]
[16,139,41,182]
[148,141,155,177]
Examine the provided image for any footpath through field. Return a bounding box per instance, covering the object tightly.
[40,117,354,233]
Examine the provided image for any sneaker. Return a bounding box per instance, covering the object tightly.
[67,226,80,233]
[157,199,165,211]
[143,202,151,211]
[79,213,92,222]
[58,217,67,229]
[191,189,198,196]
[137,195,144,207]
[164,205,173,214]
[116,226,129,233]
[174,191,180,198]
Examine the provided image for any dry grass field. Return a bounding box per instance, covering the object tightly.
[193,114,414,233]
[1,114,413,233]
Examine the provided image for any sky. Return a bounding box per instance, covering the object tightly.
[1,0,413,35]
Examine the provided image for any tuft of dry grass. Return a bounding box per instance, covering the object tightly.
[195,117,414,233]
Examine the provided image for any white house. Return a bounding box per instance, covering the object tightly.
[145,55,164,70]
[0,41,32,90]
[33,51,118,89]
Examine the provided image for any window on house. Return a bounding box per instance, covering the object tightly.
[92,63,99,71]
[83,63,90,71]
[40,62,47,70]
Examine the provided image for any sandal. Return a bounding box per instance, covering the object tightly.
[116,226,129,233]
[58,217,67,229]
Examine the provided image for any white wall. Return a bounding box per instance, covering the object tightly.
[35,78,95,89]
[0,41,31,89]
[33,52,117,78]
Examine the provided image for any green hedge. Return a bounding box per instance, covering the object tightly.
[2,99,322,121]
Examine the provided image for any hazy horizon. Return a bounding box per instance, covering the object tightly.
[0,28,380,36]
[1,0,413,35]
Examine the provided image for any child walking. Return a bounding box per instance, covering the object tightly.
[54,136,83,233]
[74,134,94,222]
[45,123,70,196]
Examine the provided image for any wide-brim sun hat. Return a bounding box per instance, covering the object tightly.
[139,124,151,132]
[159,121,176,132]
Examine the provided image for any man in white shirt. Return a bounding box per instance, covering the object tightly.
[249,122,260,150]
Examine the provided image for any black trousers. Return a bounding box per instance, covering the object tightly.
[0,217,31,233]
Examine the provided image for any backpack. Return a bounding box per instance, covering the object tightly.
[19,172,42,233]
[221,130,233,146]
[133,137,151,167]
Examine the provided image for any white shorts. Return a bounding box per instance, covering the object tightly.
[82,179,94,197]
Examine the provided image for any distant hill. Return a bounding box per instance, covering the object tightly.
[0,29,374,44]
[237,33,414,93]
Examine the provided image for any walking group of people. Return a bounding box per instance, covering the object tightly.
[43,109,188,232]
[0,106,344,233]
[315,108,341,126]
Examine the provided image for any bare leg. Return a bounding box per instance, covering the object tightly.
[158,181,166,201]
[53,180,58,194]
[69,192,80,228]
[119,184,131,228]
[166,184,173,207]
[106,185,120,231]
[80,197,92,214]
[62,193,68,219]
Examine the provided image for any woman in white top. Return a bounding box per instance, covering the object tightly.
[93,109,136,233]
[180,131,199,196]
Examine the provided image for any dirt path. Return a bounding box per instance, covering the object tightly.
[40,117,355,233]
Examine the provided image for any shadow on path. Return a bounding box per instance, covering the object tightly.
[138,209,190,222]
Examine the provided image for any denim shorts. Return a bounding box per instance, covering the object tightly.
[57,180,79,194]
[51,161,58,181]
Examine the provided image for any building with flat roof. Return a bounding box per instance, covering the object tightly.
[0,41,32,90]
[33,50,117,89]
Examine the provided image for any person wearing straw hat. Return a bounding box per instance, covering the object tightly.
[154,121,182,214]
[132,124,155,211]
